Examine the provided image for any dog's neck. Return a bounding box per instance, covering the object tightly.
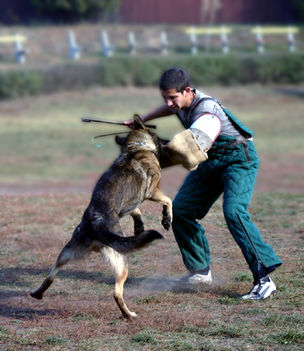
[126,141,157,154]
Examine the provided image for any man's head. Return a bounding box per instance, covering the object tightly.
[159,68,194,112]
[159,68,190,92]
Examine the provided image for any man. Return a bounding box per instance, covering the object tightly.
[125,68,282,300]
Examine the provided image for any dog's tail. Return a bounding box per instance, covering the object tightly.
[94,230,163,254]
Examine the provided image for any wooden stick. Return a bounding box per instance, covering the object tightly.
[81,117,157,129]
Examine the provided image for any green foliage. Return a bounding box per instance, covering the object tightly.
[0,71,43,99]
[232,272,252,282]
[272,330,304,345]
[53,53,304,89]
[78,53,304,89]
[203,321,244,338]
[131,329,158,345]
[1,53,304,100]
[129,58,161,86]
[30,0,120,22]
[256,54,304,83]
[44,335,69,345]
[291,0,304,21]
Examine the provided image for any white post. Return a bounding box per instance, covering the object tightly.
[160,31,168,55]
[189,28,198,55]
[128,32,136,55]
[101,30,113,57]
[68,30,81,60]
[14,35,26,64]
[220,26,229,54]
[255,27,264,54]
[287,28,295,52]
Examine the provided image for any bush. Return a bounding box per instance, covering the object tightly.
[0,71,43,99]
[30,0,120,22]
[1,53,304,99]
[42,63,101,92]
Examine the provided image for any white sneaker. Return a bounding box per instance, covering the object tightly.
[176,269,212,285]
[242,276,276,300]
[188,270,212,284]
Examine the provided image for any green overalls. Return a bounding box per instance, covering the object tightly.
[172,105,282,280]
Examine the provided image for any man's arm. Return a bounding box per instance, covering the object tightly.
[124,104,173,127]
[141,104,173,122]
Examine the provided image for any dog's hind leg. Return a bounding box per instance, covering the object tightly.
[150,188,172,231]
[31,234,91,300]
[130,208,144,235]
[102,247,137,319]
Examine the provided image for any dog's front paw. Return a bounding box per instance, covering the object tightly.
[161,205,171,231]
[30,289,43,300]
[161,217,171,231]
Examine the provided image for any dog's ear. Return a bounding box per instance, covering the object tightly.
[115,135,127,146]
[133,114,146,130]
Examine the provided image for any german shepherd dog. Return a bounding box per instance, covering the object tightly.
[30,115,172,319]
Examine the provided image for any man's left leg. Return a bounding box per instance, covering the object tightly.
[221,157,282,299]
[172,161,223,283]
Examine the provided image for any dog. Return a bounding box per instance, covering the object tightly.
[30,115,172,319]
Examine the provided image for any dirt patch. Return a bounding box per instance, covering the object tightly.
[256,154,304,193]
[0,191,303,350]
[0,154,302,196]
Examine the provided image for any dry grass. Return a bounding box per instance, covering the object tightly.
[0,85,304,350]
[0,192,303,350]
[0,84,304,192]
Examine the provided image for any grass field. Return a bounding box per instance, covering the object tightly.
[0,85,303,350]
[0,85,303,189]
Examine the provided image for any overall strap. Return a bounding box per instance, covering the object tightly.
[183,96,253,138]
[190,97,219,112]
[183,97,218,127]
[194,97,253,138]
[211,135,251,162]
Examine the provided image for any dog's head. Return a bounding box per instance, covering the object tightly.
[116,114,161,155]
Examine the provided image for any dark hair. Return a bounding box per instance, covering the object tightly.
[159,68,190,92]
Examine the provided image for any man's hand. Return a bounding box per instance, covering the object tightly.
[123,119,135,129]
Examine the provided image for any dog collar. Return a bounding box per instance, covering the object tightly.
[127,141,157,153]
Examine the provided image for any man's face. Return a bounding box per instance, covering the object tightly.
[161,87,193,112]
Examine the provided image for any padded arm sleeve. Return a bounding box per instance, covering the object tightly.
[161,114,221,171]
[162,129,209,171]
[189,113,222,147]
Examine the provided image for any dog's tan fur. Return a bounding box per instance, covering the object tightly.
[30,115,172,319]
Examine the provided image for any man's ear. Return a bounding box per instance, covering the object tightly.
[133,114,146,130]
[184,86,191,94]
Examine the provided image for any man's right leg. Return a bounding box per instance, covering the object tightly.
[172,162,222,277]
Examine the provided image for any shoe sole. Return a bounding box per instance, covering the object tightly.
[264,290,276,300]
[242,290,276,301]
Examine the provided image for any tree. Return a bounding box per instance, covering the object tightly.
[291,0,304,21]
[31,0,121,22]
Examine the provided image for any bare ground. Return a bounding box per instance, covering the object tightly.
[0,85,303,349]
[0,153,303,196]
[0,154,303,350]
